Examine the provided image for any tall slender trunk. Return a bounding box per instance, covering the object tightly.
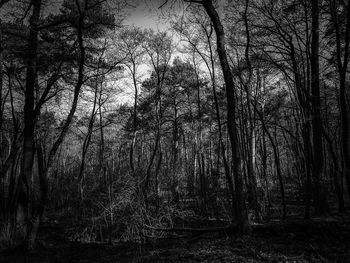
[260,129,270,207]
[27,142,48,248]
[0,0,11,138]
[202,0,249,233]
[0,20,3,136]
[145,126,160,195]
[207,32,236,220]
[155,147,162,209]
[98,92,106,186]
[241,0,261,220]
[289,44,313,219]
[310,0,325,215]
[144,64,167,198]
[303,119,312,219]
[129,62,138,175]
[191,21,236,219]
[322,127,344,213]
[330,0,350,200]
[19,0,41,249]
[77,80,99,200]
[255,106,286,219]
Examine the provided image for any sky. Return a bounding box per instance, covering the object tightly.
[123,0,177,30]
[118,0,187,103]
[0,0,197,107]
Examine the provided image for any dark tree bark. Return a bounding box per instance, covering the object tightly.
[241,0,262,222]
[204,21,236,221]
[0,20,3,136]
[129,60,138,175]
[98,86,106,186]
[77,78,99,200]
[330,0,350,200]
[201,0,249,233]
[310,0,326,215]
[254,105,286,219]
[322,127,345,213]
[17,0,86,249]
[179,17,237,219]
[19,0,42,249]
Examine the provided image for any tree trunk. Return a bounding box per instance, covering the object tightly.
[310,0,326,215]
[202,0,249,233]
[255,107,286,219]
[331,0,350,201]
[98,93,106,187]
[129,62,138,175]
[0,20,3,136]
[78,77,99,199]
[322,128,344,213]
[19,0,41,249]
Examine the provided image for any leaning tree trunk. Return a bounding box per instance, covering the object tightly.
[202,0,249,233]
[77,78,99,200]
[46,3,85,170]
[206,23,236,221]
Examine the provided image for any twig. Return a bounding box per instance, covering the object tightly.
[158,0,169,9]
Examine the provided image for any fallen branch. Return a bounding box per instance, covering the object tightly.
[144,224,236,234]
[144,218,344,237]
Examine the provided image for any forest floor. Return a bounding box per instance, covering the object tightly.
[1,213,350,263]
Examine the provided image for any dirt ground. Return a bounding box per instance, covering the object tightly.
[1,215,350,263]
